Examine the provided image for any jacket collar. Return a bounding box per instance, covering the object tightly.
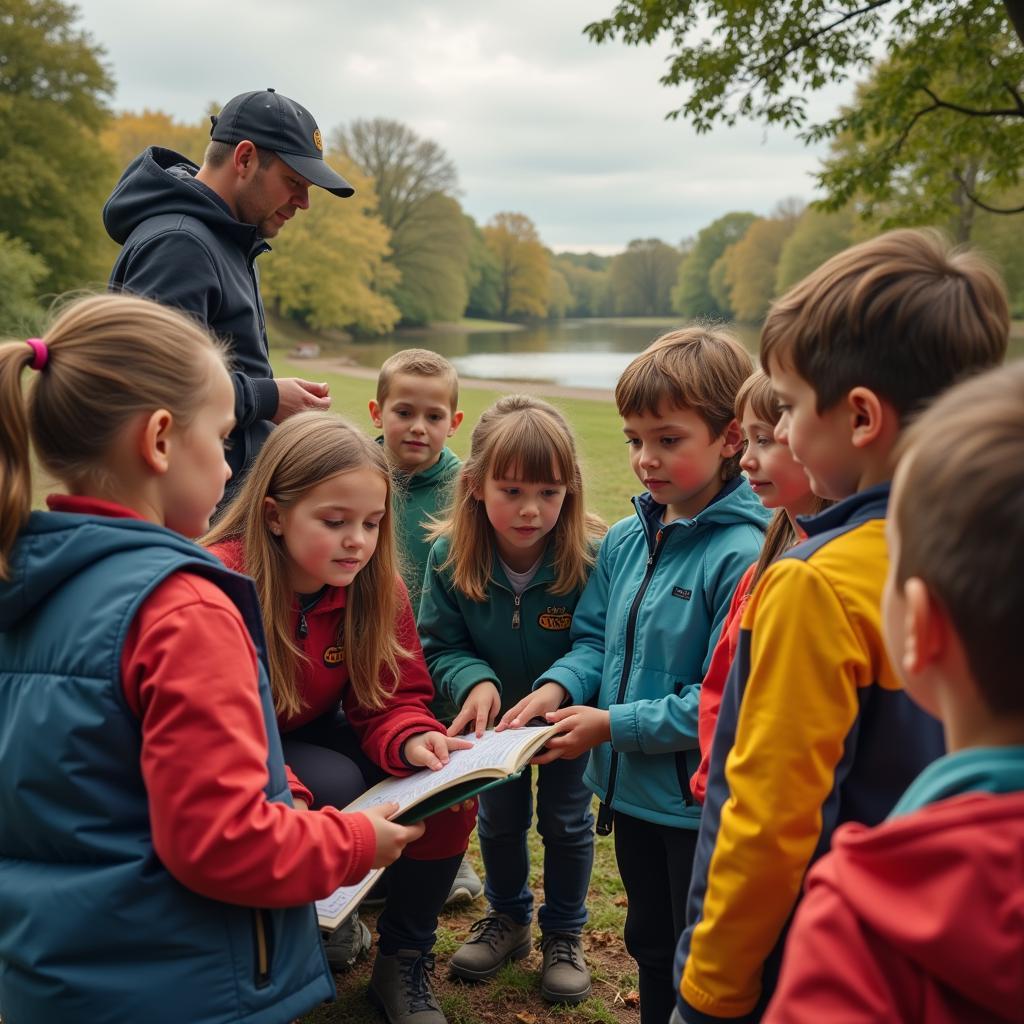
[798,481,890,538]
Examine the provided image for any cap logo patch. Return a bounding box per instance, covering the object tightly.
[312,129,323,152]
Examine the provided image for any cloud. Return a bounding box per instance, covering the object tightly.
[79,0,852,251]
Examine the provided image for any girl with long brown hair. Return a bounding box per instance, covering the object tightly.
[690,370,830,804]
[417,395,606,1005]
[204,411,476,1024]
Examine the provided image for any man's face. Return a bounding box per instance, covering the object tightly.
[236,155,311,238]
[768,357,859,501]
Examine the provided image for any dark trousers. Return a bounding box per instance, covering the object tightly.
[282,711,462,954]
[476,754,594,934]
[613,811,699,1024]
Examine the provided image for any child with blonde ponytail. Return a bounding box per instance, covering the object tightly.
[417,394,606,1005]
[0,294,419,1024]
[204,412,478,1024]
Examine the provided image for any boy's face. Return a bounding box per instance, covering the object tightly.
[622,402,739,522]
[768,358,859,500]
[369,372,462,475]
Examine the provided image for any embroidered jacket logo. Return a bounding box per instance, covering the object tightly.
[538,606,572,631]
[323,644,345,666]
[672,586,692,600]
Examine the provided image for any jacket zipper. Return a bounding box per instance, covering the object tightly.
[596,528,665,836]
[512,593,521,630]
[253,909,271,988]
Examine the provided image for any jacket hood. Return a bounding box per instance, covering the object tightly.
[0,511,220,631]
[633,476,770,545]
[822,753,1024,1018]
[103,146,259,250]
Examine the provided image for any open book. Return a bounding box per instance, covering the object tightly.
[316,723,559,930]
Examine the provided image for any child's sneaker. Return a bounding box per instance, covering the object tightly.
[369,948,446,1024]
[539,933,591,1004]
[444,857,483,907]
[448,911,531,980]
[322,911,371,972]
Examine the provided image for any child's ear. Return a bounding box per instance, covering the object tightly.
[368,399,384,429]
[847,387,896,449]
[903,577,946,676]
[139,409,174,475]
[447,410,464,436]
[263,497,284,537]
[719,417,744,457]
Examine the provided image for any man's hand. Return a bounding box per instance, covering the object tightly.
[361,802,425,868]
[447,681,501,738]
[402,731,473,771]
[496,681,567,731]
[271,378,331,423]
[530,705,611,764]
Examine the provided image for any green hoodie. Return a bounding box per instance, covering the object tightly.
[418,534,590,722]
[386,443,461,613]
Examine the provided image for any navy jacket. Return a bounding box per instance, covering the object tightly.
[0,512,333,1023]
[104,147,277,486]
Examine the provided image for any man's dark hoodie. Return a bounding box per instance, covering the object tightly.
[104,146,277,486]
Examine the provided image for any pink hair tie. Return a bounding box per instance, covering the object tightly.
[25,338,48,371]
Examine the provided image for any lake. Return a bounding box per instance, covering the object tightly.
[294,317,1024,392]
[318,318,763,392]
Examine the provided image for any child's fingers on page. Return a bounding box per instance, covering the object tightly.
[447,707,472,737]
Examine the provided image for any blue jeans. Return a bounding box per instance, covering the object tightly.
[476,752,594,935]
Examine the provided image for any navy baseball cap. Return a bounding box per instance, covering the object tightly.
[210,88,354,198]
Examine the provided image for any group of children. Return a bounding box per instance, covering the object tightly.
[0,225,1020,1024]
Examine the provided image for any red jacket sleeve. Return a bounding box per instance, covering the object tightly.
[121,571,377,907]
[344,577,445,774]
[691,563,755,804]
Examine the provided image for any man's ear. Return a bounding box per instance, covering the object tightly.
[847,387,894,450]
[368,399,384,429]
[719,417,744,458]
[233,140,259,180]
[139,409,174,475]
[447,410,464,436]
[263,497,284,537]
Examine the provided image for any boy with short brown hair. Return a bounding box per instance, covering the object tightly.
[674,229,1009,1024]
[369,348,464,611]
[765,360,1024,1024]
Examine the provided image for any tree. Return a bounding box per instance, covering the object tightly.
[719,206,801,321]
[465,216,503,319]
[585,2,1024,217]
[608,238,682,315]
[333,118,470,323]
[775,206,856,292]
[482,213,551,319]
[0,233,48,336]
[672,211,757,318]
[553,254,612,316]
[546,261,573,319]
[259,156,401,336]
[0,0,116,291]
[102,109,210,171]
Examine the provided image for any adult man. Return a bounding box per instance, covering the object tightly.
[104,88,349,495]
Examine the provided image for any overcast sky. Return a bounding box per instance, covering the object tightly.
[74,0,854,254]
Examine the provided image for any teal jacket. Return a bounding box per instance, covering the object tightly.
[418,535,587,720]
[540,479,769,831]
[388,444,461,613]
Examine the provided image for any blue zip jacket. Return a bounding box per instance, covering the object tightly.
[539,479,769,830]
[0,512,333,1024]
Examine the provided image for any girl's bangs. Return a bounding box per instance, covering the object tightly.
[486,413,572,487]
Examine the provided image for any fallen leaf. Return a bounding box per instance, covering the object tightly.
[624,990,640,1008]
[515,1013,538,1024]
[613,895,628,907]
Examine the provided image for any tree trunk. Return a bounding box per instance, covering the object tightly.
[1002,0,1024,46]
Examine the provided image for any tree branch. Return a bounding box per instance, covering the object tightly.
[749,0,895,80]
[921,85,1024,118]
[953,171,1024,213]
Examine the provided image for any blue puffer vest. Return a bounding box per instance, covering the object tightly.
[0,512,334,1024]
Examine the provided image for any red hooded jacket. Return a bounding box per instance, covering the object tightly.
[765,785,1024,1023]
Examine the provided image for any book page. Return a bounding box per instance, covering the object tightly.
[347,726,554,815]
[316,868,383,930]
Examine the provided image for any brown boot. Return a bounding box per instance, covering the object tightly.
[539,933,591,1004]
